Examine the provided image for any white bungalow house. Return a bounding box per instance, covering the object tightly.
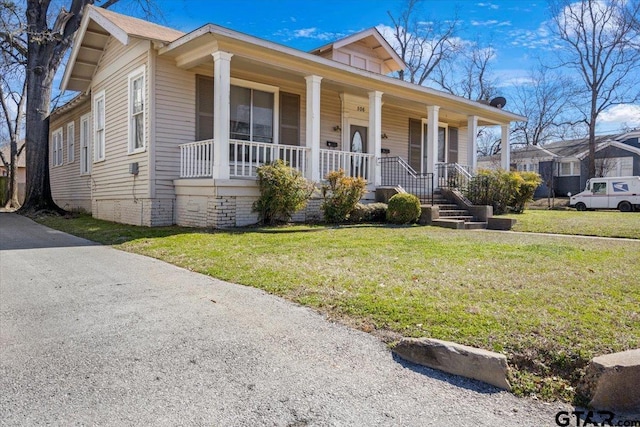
[50,6,524,227]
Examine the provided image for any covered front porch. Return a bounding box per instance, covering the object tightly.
[158,25,522,227]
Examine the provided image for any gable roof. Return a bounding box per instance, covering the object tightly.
[309,27,405,73]
[59,7,526,125]
[61,6,184,92]
[576,139,640,159]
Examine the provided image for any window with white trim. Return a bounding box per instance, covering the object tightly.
[558,161,580,176]
[596,156,633,177]
[67,122,75,163]
[128,67,145,153]
[230,79,278,143]
[94,90,105,162]
[80,113,91,175]
[52,128,63,166]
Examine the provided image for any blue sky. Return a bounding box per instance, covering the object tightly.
[101,1,639,132]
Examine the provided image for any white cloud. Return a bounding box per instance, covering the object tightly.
[599,104,640,127]
[293,28,317,38]
[471,20,499,26]
[274,27,343,42]
[477,2,500,9]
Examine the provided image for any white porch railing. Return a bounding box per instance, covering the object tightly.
[319,149,375,181]
[179,139,310,179]
[229,140,309,178]
[180,139,213,178]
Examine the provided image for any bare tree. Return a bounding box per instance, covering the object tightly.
[387,0,460,85]
[0,1,26,208]
[433,38,497,101]
[1,0,156,215]
[550,0,640,178]
[509,66,578,146]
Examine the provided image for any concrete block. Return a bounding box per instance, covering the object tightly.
[431,219,465,229]
[487,217,517,231]
[419,205,439,225]
[578,349,640,411]
[468,205,493,222]
[375,186,404,203]
[393,337,511,390]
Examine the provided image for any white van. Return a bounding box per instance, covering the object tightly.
[570,176,640,212]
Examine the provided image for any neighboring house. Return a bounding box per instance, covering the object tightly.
[0,142,26,204]
[50,6,525,227]
[479,130,640,198]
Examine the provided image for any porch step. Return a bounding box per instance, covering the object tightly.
[439,209,471,217]
[465,221,488,230]
[432,219,466,229]
[432,219,488,230]
[444,215,474,221]
[433,203,458,209]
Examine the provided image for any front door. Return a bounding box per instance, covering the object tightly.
[422,124,447,172]
[350,125,367,177]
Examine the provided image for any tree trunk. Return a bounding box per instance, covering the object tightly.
[18,2,65,216]
[4,139,21,209]
[587,100,597,179]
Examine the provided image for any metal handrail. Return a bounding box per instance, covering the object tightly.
[379,157,434,205]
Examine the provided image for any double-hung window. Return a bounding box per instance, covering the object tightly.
[229,80,276,143]
[67,122,75,163]
[128,66,145,153]
[558,161,580,176]
[80,113,91,174]
[94,90,105,162]
[52,128,63,166]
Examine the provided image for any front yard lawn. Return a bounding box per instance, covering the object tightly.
[503,209,640,239]
[37,214,640,404]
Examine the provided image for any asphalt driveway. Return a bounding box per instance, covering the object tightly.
[0,213,570,426]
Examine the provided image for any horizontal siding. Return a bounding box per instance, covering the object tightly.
[319,89,341,151]
[153,55,196,198]
[91,38,150,200]
[50,100,92,210]
[458,127,469,167]
[381,106,414,161]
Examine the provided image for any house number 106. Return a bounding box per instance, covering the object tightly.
[357,106,366,112]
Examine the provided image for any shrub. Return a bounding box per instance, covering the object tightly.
[512,171,543,213]
[386,193,421,224]
[465,169,542,214]
[321,169,367,223]
[253,160,314,225]
[349,203,388,223]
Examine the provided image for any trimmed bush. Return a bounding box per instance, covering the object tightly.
[253,160,314,225]
[465,169,542,215]
[349,203,388,223]
[512,172,543,213]
[386,193,421,224]
[321,169,367,224]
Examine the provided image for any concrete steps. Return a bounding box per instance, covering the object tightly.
[430,192,487,230]
[432,219,488,230]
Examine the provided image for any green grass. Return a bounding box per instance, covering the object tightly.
[503,209,640,239]
[36,214,640,403]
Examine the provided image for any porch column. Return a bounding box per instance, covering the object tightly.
[212,51,233,180]
[426,105,439,175]
[305,75,322,181]
[500,124,510,170]
[368,90,383,186]
[467,115,478,172]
